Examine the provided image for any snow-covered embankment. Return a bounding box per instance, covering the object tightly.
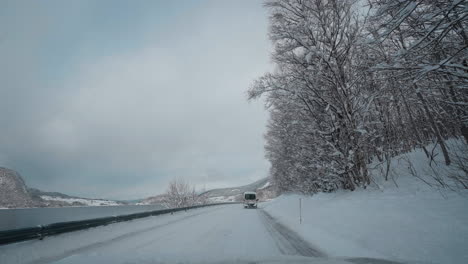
[263,141,468,264]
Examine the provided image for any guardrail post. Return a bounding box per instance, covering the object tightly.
[299,198,302,225]
[38,225,44,240]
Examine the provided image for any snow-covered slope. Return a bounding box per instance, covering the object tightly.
[0,167,124,208]
[200,177,273,202]
[39,195,122,206]
[263,140,468,264]
[138,178,276,205]
[28,188,125,207]
[136,194,167,206]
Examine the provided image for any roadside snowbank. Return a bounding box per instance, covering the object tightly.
[263,141,468,264]
[263,190,468,263]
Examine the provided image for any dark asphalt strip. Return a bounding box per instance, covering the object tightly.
[258,209,326,258]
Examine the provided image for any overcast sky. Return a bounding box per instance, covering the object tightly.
[0,0,271,200]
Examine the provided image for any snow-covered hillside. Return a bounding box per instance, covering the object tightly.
[136,194,167,206]
[39,195,121,206]
[263,141,468,264]
[0,167,124,208]
[138,178,276,206]
[200,177,275,203]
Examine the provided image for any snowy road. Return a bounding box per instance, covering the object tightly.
[0,204,324,263]
[1,204,402,264]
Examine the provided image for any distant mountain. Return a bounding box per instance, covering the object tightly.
[0,167,39,208]
[137,194,167,206]
[0,167,124,208]
[29,188,125,207]
[139,177,277,206]
[199,177,277,203]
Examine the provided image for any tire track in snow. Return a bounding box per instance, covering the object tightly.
[30,206,223,264]
[259,209,326,258]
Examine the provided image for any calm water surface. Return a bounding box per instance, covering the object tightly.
[0,204,165,231]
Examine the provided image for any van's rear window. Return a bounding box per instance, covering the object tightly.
[245,194,256,200]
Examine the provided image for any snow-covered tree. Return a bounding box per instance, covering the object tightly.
[250,0,373,191]
[367,0,468,165]
[162,178,202,208]
[249,0,468,193]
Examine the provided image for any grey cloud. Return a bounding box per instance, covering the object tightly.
[0,0,271,199]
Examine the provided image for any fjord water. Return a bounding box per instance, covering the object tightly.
[0,204,164,231]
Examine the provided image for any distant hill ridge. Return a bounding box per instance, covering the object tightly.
[139,177,275,205]
[0,167,123,208]
[1,167,275,208]
[200,177,268,197]
[199,177,276,202]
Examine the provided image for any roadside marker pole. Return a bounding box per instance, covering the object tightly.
[299,198,302,224]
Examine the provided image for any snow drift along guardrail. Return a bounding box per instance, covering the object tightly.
[0,202,237,246]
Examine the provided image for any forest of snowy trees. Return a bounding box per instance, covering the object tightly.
[249,0,468,193]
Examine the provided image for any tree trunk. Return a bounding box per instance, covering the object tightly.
[415,88,451,165]
[397,85,430,158]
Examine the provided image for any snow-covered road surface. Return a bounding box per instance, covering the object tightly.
[259,209,325,258]
[0,204,405,264]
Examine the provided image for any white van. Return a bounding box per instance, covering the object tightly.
[243,192,258,209]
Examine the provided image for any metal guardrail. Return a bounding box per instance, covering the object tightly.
[0,202,237,246]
